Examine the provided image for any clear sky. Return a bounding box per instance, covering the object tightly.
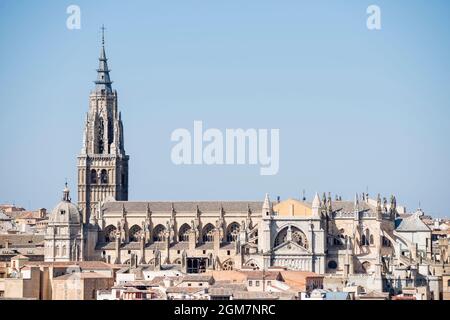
[0,0,449,217]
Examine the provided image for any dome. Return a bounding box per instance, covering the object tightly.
[49,184,81,224]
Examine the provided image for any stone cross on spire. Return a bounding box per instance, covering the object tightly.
[101,24,105,46]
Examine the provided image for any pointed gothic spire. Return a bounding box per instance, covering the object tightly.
[312,192,321,208]
[263,193,271,210]
[354,193,360,220]
[354,193,359,207]
[312,192,321,217]
[94,25,113,93]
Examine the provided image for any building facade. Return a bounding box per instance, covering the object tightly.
[44,34,443,297]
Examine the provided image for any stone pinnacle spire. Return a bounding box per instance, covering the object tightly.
[263,193,271,210]
[94,25,113,93]
[312,192,321,208]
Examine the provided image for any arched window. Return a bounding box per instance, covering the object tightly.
[274,226,308,249]
[362,261,371,273]
[104,225,117,242]
[153,224,166,242]
[382,236,391,247]
[129,225,142,242]
[178,224,191,242]
[90,169,97,184]
[62,245,66,256]
[98,118,105,154]
[202,224,215,243]
[361,229,370,246]
[100,169,108,184]
[226,222,240,242]
[370,234,374,245]
[56,245,60,257]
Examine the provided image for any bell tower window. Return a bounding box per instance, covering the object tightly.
[100,169,108,184]
[90,169,97,184]
[98,118,105,154]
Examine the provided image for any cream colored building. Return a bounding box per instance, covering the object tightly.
[38,32,449,299]
[52,272,113,300]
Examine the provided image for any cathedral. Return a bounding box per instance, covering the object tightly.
[44,33,434,282]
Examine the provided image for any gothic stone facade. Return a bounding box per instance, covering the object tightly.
[46,35,433,277]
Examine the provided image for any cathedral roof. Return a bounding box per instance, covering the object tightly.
[102,201,263,213]
[332,200,376,214]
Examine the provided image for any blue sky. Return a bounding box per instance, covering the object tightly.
[0,0,449,217]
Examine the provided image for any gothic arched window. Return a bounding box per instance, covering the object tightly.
[153,224,166,242]
[100,169,108,184]
[362,261,371,273]
[202,224,215,243]
[226,222,240,243]
[98,118,105,154]
[361,229,370,246]
[274,226,308,249]
[178,224,191,242]
[90,169,97,184]
[292,228,308,248]
[104,225,117,242]
[361,235,367,246]
[129,225,142,242]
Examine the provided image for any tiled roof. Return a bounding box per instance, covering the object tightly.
[0,234,45,246]
[204,271,248,282]
[332,201,376,215]
[241,271,283,281]
[15,211,45,220]
[208,287,234,296]
[396,214,431,232]
[166,286,205,294]
[54,272,112,280]
[24,261,112,270]
[103,201,263,214]
[232,291,279,300]
[181,275,213,282]
[280,271,324,291]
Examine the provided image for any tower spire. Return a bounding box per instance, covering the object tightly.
[94,25,113,93]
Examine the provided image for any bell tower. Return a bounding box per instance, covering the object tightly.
[77,26,129,223]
